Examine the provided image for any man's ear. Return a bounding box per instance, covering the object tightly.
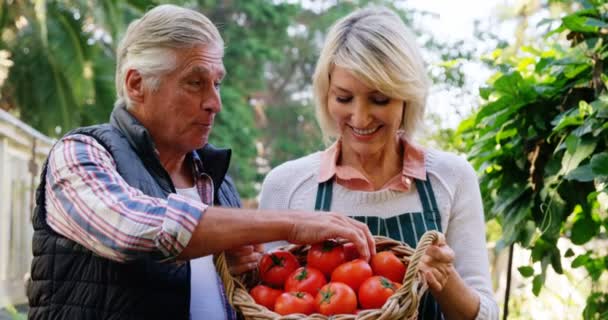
[125,69,145,105]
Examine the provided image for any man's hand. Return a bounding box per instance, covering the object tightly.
[286,212,376,261]
[419,233,455,293]
[225,244,264,276]
[179,208,375,262]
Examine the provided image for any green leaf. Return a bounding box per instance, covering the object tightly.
[532,274,544,296]
[531,240,548,262]
[563,64,589,79]
[565,248,575,258]
[571,217,599,245]
[562,14,599,33]
[559,137,596,175]
[565,164,595,182]
[590,152,608,176]
[553,116,584,133]
[518,266,535,277]
[584,17,608,28]
[565,134,578,154]
[479,86,492,100]
[493,72,525,97]
[572,254,589,268]
[550,248,563,274]
[539,188,567,237]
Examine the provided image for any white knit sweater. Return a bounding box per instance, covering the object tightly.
[259,148,499,320]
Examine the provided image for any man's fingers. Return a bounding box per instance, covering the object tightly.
[341,227,370,261]
[332,214,374,260]
[351,219,376,257]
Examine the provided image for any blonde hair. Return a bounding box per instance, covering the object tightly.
[312,6,430,142]
[115,4,223,108]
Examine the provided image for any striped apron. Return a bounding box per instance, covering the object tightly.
[314,176,444,320]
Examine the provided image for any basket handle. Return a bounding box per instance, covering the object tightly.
[214,251,247,305]
[398,230,441,313]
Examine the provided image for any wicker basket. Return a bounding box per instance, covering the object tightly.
[215,230,440,320]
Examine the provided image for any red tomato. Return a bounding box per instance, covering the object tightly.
[358,276,399,309]
[259,251,300,286]
[370,251,407,283]
[285,267,327,296]
[307,240,345,277]
[250,285,283,311]
[314,282,358,315]
[274,292,315,316]
[343,242,360,261]
[330,259,373,292]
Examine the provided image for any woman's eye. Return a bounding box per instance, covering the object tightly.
[372,97,390,105]
[336,96,352,103]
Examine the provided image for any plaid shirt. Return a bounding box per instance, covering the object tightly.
[46,134,236,319]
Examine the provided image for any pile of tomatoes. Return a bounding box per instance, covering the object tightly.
[249,240,408,316]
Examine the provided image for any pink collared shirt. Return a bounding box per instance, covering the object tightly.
[318,134,426,192]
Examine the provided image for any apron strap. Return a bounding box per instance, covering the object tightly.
[414,174,442,232]
[314,179,333,211]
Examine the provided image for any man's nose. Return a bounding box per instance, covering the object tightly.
[202,87,222,114]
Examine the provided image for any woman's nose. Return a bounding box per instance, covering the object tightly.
[350,101,372,127]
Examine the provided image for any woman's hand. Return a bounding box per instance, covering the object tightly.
[419,233,456,293]
[225,244,264,276]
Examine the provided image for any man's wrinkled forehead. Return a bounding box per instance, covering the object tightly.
[186,64,226,80]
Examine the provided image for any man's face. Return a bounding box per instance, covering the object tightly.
[139,44,225,153]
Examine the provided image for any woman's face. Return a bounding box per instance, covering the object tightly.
[327,66,404,158]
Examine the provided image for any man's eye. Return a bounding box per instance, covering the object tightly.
[336,96,352,103]
[188,80,201,86]
[214,82,222,90]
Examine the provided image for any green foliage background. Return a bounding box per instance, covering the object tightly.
[460,0,608,317]
[0,0,468,198]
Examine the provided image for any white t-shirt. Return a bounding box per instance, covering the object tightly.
[176,187,226,320]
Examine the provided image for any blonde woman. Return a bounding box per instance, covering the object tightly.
[260,6,498,320]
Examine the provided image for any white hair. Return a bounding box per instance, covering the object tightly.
[312,6,430,142]
[115,4,223,108]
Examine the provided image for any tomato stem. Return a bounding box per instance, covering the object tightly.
[296,268,308,281]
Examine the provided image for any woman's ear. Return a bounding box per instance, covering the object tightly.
[125,69,145,105]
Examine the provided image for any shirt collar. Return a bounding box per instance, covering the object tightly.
[317,133,426,190]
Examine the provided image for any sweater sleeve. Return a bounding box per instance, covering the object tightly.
[447,157,499,320]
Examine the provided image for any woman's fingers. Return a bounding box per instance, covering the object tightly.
[229,261,258,275]
[424,270,442,292]
[227,245,254,256]
[420,242,455,292]
[426,244,455,264]
[226,245,262,276]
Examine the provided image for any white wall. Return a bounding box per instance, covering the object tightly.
[0,109,53,308]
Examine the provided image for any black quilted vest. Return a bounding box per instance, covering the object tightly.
[27,105,241,320]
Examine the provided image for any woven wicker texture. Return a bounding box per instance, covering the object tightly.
[215,230,441,320]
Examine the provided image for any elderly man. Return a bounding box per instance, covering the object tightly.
[27,4,374,320]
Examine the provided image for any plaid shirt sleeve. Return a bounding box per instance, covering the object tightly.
[45,134,205,263]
